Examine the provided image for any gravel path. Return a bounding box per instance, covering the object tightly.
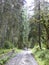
[5,50,38,65]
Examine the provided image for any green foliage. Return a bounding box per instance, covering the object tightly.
[37,51,45,60]
[45,59,49,65]
[32,46,49,65]
[0,57,8,65]
[4,41,14,49]
[0,0,49,49]
[0,48,22,65]
[0,60,3,65]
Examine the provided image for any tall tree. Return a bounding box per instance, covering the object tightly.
[22,6,30,48]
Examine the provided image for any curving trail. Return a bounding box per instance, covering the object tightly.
[5,50,38,65]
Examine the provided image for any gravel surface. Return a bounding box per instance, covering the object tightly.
[5,50,38,65]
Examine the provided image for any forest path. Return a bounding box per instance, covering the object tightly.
[5,50,38,65]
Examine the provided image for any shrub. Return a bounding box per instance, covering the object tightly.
[4,41,14,49]
[38,51,45,59]
[44,59,49,65]
[0,57,8,65]
[0,60,3,65]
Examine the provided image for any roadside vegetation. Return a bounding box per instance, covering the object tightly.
[32,45,49,65]
[0,49,12,56]
[0,48,22,65]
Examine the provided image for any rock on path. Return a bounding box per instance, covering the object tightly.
[5,50,38,65]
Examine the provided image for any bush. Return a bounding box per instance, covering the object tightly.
[4,41,14,49]
[38,51,45,59]
[32,46,49,65]
[0,60,3,65]
[44,59,49,65]
[0,57,9,65]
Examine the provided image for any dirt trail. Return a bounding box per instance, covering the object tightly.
[5,50,38,65]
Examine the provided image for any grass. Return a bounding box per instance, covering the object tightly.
[0,48,22,65]
[0,49,12,56]
[14,48,22,53]
[32,46,49,65]
[0,48,22,56]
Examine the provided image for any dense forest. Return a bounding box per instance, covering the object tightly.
[0,0,49,49]
[0,0,49,65]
